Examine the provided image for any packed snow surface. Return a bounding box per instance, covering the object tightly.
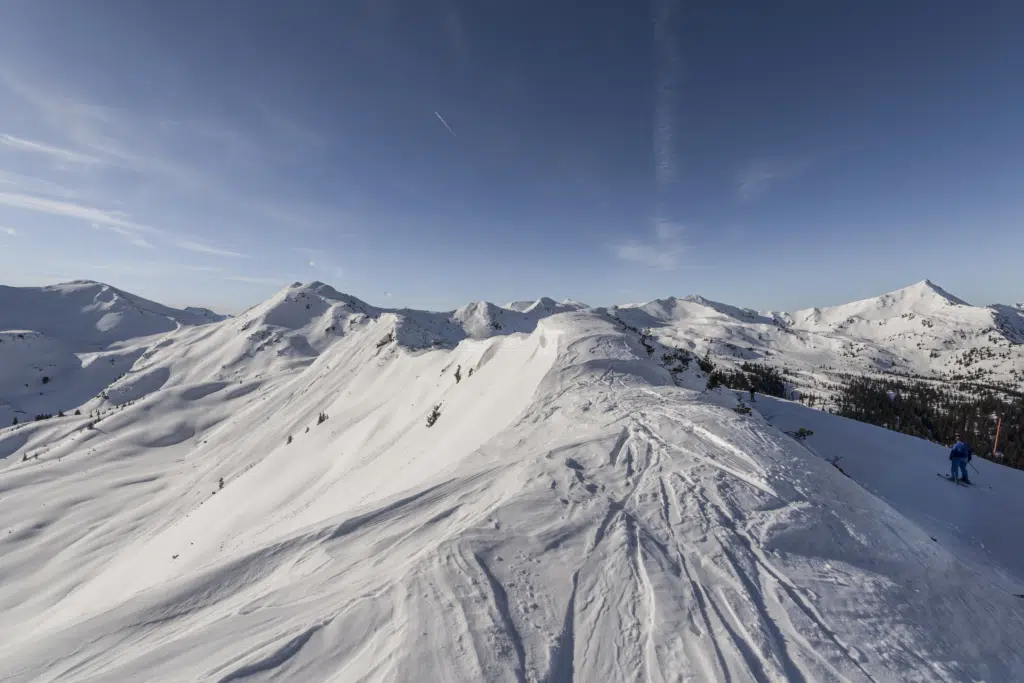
[0,281,1022,682]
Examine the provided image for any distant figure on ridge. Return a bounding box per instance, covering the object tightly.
[949,435,972,484]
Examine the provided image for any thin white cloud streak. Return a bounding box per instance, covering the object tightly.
[82,261,225,276]
[0,191,156,233]
[0,170,78,198]
[0,191,249,254]
[442,0,468,61]
[652,0,680,189]
[434,112,457,137]
[92,223,153,249]
[0,134,105,165]
[0,71,209,191]
[736,159,810,202]
[176,240,249,258]
[0,70,350,263]
[223,275,286,285]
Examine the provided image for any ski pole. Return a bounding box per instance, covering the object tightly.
[970,461,980,475]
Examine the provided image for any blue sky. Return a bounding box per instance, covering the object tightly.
[0,1,1021,314]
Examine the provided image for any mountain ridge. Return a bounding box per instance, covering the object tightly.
[1,276,1022,681]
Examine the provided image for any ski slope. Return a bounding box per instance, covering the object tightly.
[1,282,1023,682]
[755,393,1024,589]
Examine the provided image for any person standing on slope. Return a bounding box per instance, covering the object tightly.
[949,435,972,484]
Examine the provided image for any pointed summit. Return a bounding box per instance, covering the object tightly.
[788,279,978,333]
[906,280,970,307]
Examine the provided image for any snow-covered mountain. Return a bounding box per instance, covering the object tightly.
[0,281,228,426]
[616,280,1023,398]
[1,279,1023,681]
[0,280,227,346]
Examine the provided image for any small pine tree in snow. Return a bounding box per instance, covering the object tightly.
[698,354,715,375]
[42,376,50,384]
[468,368,474,377]
[11,417,17,426]
[287,435,293,444]
[454,365,462,383]
[426,403,442,427]
[219,477,224,490]
[317,412,328,425]
[706,372,723,391]
[791,428,814,441]
[74,409,81,416]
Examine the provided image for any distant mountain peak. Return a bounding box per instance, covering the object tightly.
[502,297,587,314]
[904,279,970,306]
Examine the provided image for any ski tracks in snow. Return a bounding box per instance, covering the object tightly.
[5,315,1023,682]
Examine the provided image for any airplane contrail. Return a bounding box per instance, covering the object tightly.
[434,111,457,137]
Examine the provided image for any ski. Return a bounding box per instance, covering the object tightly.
[937,473,971,486]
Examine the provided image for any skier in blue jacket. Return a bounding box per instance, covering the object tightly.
[949,436,972,484]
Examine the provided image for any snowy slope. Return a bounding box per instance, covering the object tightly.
[615,281,1024,401]
[754,393,1024,582]
[0,280,226,346]
[783,280,1023,382]
[0,281,227,426]
[1,286,1023,681]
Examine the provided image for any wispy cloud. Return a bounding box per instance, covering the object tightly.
[73,261,226,276]
[613,220,686,271]
[92,223,153,249]
[0,191,156,233]
[652,0,680,190]
[615,243,679,270]
[0,170,78,198]
[176,240,248,258]
[223,274,286,285]
[736,159,809,202]
[0,70,207,188]
[1,226,16,236]
[441,0,469,62]
[0,134,105,166]
[0,70,344,267]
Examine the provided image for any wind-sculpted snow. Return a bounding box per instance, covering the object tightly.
[1,302,1022,682]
